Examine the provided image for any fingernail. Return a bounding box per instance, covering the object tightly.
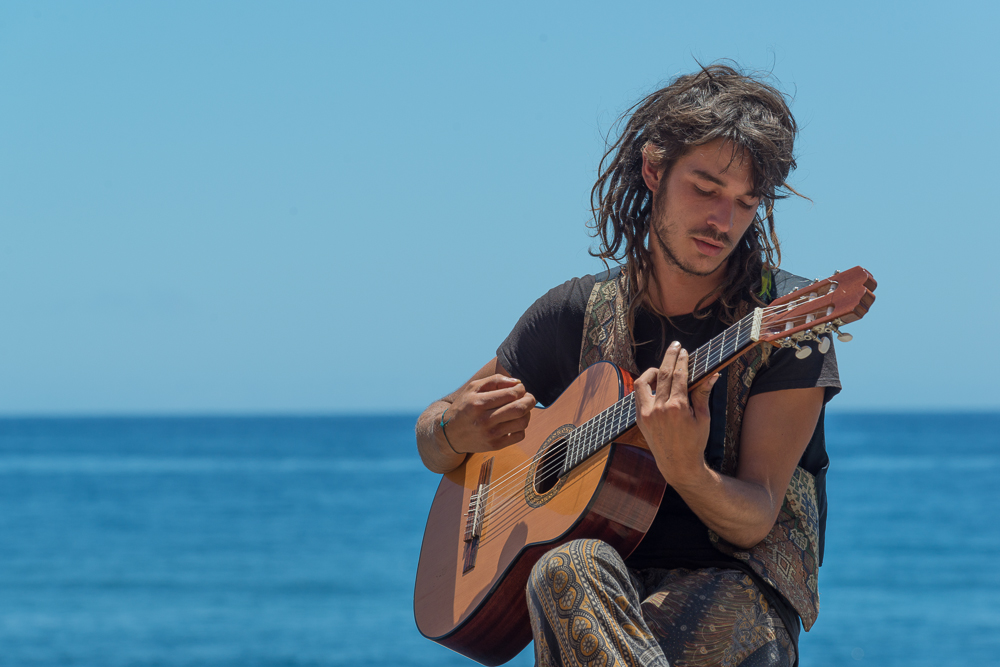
[680,348,688,356]
[670,341,681,349]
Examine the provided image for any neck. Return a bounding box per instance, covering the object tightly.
[647,258,728,317]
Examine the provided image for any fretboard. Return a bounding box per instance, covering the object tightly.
[561,309,760,473]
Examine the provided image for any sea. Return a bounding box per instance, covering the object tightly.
[0,413,997,667]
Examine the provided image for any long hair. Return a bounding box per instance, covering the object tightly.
[590,63,800,329]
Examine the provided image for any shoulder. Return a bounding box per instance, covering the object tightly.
[513,266,624,324]
[502,270,611,346]
[532,271,602,314]
[769,268,815,300]
[753,267,842,401]
[496,267,618,406]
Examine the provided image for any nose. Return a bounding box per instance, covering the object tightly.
[706,198,736,233]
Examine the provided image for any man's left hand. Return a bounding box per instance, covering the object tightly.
[633,341,720,485]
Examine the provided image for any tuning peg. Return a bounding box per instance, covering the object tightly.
[831,324,853,342]
[818,335,831,355]
[794,343,812,359]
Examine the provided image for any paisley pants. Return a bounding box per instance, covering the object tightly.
[526,539,795,667]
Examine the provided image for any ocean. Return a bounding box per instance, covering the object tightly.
[0,413,997,666]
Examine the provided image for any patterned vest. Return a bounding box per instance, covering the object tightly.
[579,267,824,630]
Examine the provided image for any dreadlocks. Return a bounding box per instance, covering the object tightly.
[590,63,800,330]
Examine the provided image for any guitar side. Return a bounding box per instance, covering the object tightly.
[413,362,667,666]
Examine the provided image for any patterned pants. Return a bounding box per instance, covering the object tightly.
[526,539,795,667]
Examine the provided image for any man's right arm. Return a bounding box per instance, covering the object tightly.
[415,357,536,474]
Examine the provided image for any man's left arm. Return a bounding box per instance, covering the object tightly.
[635,342,824,549]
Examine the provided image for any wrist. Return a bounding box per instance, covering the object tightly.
[661,456,712,491]
[436,407,464,457]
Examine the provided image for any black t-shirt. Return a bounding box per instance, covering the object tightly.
[496,270,840,626]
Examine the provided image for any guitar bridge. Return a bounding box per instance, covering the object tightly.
[463,457,494,573]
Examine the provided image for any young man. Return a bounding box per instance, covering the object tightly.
[416,65,839,667]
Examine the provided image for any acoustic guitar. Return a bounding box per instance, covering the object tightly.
[413,267,877,666]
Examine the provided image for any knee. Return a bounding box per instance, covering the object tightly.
[527,539,621,596]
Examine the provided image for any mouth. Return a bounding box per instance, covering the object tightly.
[692,237,726,257]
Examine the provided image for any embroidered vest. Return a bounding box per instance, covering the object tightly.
[579,267,824,630]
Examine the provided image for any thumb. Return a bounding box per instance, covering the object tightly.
[690,373,720,418]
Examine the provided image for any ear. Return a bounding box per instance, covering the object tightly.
[641,149,664,193]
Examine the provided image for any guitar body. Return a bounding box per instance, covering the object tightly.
[413,362,667,666]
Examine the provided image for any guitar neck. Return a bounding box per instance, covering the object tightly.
[562,310,760,472]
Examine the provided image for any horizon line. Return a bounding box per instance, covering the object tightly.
[0,407,997,420]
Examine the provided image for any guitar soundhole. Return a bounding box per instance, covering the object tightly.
[534,438,567,494]
[524,424,574,508]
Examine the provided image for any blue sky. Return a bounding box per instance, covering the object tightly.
[1,1,997,414]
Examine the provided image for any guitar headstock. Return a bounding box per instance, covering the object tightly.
[757,266,877,356]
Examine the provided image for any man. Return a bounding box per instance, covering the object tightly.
[416,64,839,667]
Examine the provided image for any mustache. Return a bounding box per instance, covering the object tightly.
[691,228,732,246]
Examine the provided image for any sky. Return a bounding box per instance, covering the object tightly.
[1,1,998,414]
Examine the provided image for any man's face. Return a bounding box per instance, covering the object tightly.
[648,138,760,278]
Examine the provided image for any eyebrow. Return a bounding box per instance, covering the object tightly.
[692,169,757,198]
[692,169,726,187]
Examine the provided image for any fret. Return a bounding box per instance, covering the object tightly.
[594,410,603,451]
[576,430,584,470]
[565,431,575,473]
[564,311,759,473]
[685,311,760,387]
[596,406,605,450]
[575,427,585,469]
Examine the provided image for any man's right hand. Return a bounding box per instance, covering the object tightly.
[416,358,536,473]
[439,374,536,454]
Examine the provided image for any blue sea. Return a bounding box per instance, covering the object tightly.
[0,413,998,666]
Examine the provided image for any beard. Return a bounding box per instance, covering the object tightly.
[650,214,732,278]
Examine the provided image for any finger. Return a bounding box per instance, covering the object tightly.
[476,374,523,393]
[487,412,531,440]
[657,342,682,400]
[634,367,658,408]
[669,348,690,405]
[484,394,535,428]
[489,429,528,450]
[475,383,528,411]
[690,372,720,418]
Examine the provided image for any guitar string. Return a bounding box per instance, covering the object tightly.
[476,305,832,535]
[468,295,829,532]
[478,344,723,531]
[475,325,757,527]
[461,290,841,547]
[470,298,819,520]
[472,316,759,512]
[471,395,637,530]
[474,333,812,538]
[478,309,761,496]
[475,294,838,537]
[476,335,735,519]
[475,468,607,549]
[472,378,652,532]
[479,389,658,538]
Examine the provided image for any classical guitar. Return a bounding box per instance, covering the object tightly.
[413,267,877,666]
